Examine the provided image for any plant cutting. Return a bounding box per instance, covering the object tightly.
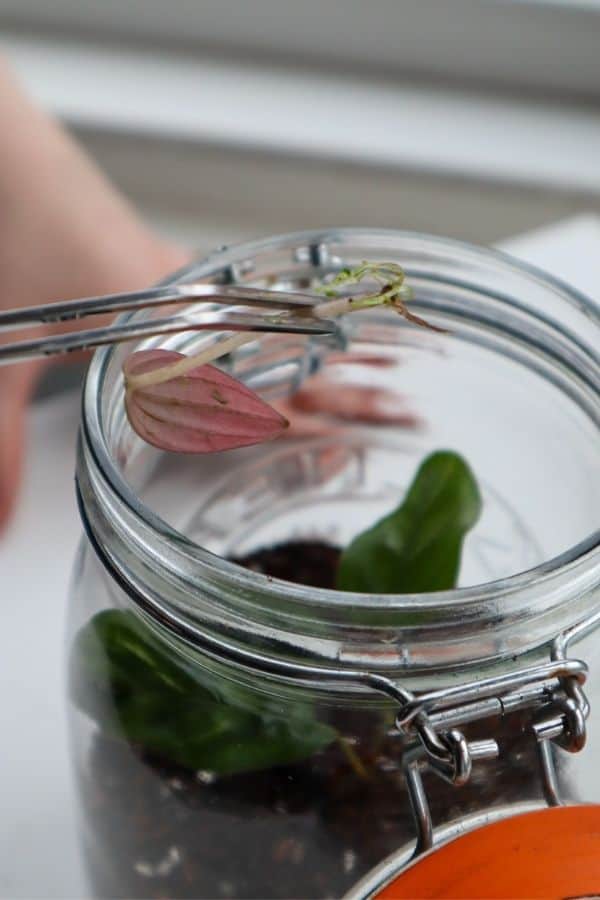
[122,262,440,453]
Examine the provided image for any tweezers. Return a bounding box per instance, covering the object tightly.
[0,282,336,365]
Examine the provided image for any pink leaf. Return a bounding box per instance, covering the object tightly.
[124,350,288,453]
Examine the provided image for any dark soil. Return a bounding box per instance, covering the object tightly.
[231,540,342,589]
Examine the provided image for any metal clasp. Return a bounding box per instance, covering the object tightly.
[385,611,600,856]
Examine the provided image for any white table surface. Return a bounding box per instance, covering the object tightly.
[1,215,599,899]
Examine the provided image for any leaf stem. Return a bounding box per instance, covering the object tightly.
[125,262,435,392]
[337,735,371,780]
[126,332,257,390]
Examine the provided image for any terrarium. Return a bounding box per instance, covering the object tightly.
[68,229,600,899]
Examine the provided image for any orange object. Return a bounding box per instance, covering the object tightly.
[374,805,600,899]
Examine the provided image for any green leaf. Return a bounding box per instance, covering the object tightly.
[335,451,482,594]
[70,610,335,776]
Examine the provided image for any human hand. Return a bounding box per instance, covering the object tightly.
[273,352,421,438]
[0,61,187,531]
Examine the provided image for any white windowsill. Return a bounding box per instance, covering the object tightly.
[2,32,599,196]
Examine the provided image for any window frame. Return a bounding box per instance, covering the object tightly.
[2,0,600,100]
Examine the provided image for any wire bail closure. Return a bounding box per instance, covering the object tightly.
[387,611,599,855]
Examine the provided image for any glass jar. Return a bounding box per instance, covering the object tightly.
[68,229,600,900]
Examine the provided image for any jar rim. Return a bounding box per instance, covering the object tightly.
[81,227,600,619]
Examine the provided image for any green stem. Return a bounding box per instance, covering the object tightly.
[125,262,423,392]
[337,735,370,780]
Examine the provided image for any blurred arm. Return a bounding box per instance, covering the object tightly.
[0,58,187,531]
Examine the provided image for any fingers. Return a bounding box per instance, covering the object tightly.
[271,349,421,436]
[324,351,398,368]
[0,403,24,533]
[0,361,38,532]
[272,401,341,439]
[284,377,421,428]
[0,62,190,531]
[274,380,421,438]
[0,234,186,535]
